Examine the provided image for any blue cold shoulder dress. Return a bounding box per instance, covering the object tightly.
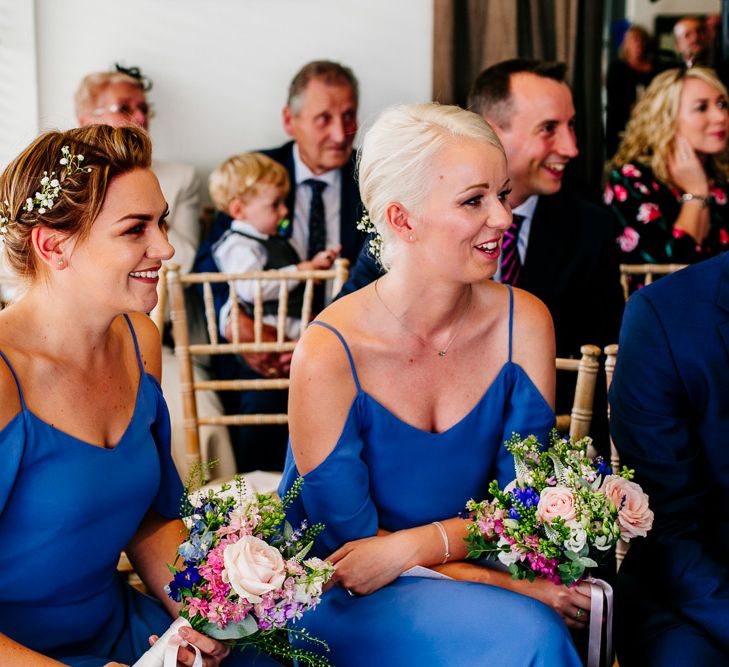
[0,315,278,667]
[279,287,582,666]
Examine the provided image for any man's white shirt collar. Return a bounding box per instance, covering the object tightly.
[292,143,339,188]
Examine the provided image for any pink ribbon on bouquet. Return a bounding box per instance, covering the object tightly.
[586,577,614,667]
[132,616,202,667]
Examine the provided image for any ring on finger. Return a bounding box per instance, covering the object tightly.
[345,588,356,597]
[575,607,585,620]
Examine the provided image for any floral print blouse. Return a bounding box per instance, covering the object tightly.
[604,161,729,264]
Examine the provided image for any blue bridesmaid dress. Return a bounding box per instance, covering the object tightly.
[0,316,277,666]
[279,287,582,666]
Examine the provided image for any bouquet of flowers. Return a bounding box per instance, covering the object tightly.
[134,476,334,666]
[466,432,653,587]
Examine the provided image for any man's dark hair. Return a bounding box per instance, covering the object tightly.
[287,60,358,114]
[468,59,567,128]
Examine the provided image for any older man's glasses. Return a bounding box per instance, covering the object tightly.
[91,102,153,119]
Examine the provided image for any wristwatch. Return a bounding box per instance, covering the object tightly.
[681,192,710,208]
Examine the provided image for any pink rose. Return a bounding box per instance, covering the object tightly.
[614,185,628,202]
[636,202,661,224]
[603,185,614,205]
[621,164,642,178]
[617,227,640,253]
[537,486,576,524]
[601,476,654,540]
[222,535,286,603]
[711,187,727,205]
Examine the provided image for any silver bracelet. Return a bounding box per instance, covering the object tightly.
[432,520,450,564]
[681,192,710,208]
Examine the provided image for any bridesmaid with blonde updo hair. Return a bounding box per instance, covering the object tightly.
[278,103,586,665]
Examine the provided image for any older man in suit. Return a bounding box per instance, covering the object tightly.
[205,60,365,472]
[610,252,729,666]
[262,60,363,265]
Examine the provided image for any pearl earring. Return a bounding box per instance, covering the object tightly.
[408,235,414,241]
[57,257,64,267]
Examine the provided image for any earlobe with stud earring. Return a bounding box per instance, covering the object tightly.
[57,257,65,267]
[408,235,414,241]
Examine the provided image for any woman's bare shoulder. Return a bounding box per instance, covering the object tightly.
[0,340,23,431]
[122,313,163,380]
[294,289,371,376]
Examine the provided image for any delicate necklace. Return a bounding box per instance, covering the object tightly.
[373,279,472,358]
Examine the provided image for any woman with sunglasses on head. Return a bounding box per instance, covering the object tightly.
[0,125,278,666]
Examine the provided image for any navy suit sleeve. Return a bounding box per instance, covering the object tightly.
[610,293,729,650]
[335,238,385,298]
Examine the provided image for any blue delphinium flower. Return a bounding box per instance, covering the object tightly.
[165,580,181,602]
[512,487,540,509]
[509,507,521,520]
[178,531,214,564]
[175,566,201,587]
[594,456,612,476]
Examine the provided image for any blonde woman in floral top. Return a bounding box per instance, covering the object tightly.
[605,67,729,264]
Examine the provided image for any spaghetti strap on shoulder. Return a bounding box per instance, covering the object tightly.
[309,321,362,392]
[123,314,145,373]
[507,285,514,363]
[0,349,26,409]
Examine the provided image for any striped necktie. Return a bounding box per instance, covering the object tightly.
[500,213,525,286]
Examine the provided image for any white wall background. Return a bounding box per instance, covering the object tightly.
[1,0,433,201]
[626,0,719,32]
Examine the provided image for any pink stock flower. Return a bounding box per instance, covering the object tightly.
[603,185,614,205]
[711,187,727,205]
[185,596,210,619]
[617,227,640,253]
[600,476,654,540]
[621,164,642,178]
[614,185,628,202]
[636,202,661,224]
[537,486,577,524]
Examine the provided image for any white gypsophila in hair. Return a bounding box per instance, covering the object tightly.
[23,146,90,216]
[355,210,383,262]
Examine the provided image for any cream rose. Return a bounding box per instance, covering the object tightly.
[600,476,654,540]
[537,486,577,524]
[222,536,286,603]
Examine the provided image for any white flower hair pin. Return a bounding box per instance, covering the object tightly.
[355,210,383,262]
[23,145,90,216]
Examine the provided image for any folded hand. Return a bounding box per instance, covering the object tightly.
[148,625,231,666]
[327,532,417,596]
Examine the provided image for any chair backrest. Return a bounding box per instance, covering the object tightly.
[148,264,168,335]
[603,343,620,472]
[167,259,349,473]
[619,263,688,300]
[555,344,601,444]
[603,342,628,567]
